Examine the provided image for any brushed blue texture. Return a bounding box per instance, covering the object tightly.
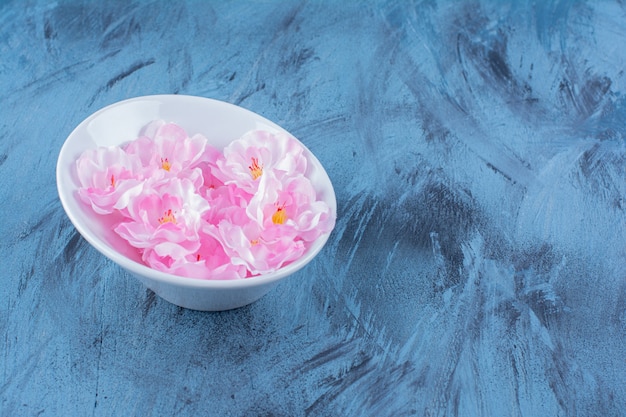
[1,1,625,416]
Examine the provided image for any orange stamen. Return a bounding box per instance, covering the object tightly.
[248,157,263,180]
[161,157,171,171]
[158,209,177,225]
[272,204,287,225]
[110,174,116,188]
[250,239,260,246]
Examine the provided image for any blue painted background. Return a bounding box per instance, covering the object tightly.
[1,1,625,416]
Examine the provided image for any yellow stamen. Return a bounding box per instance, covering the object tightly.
[158,209,177,225]
[248,157,263,180]
[161,157,171,171]
[250,239,260,246]
[272,204,287,225]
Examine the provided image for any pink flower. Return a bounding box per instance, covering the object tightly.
[214,130,308,193]
[76,146,143,215]
[124,121,208,185]
[114,177,210,267]
[143,224,247,280]
[216,217,306,276]
[246,171,335,242]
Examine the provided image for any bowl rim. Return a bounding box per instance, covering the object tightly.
[56,94,336,290]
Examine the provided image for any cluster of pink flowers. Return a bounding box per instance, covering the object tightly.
[76,121,334,279]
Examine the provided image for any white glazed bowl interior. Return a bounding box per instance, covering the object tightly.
[56,95,336,311]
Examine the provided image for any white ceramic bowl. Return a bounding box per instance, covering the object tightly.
[56,95,336,311]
